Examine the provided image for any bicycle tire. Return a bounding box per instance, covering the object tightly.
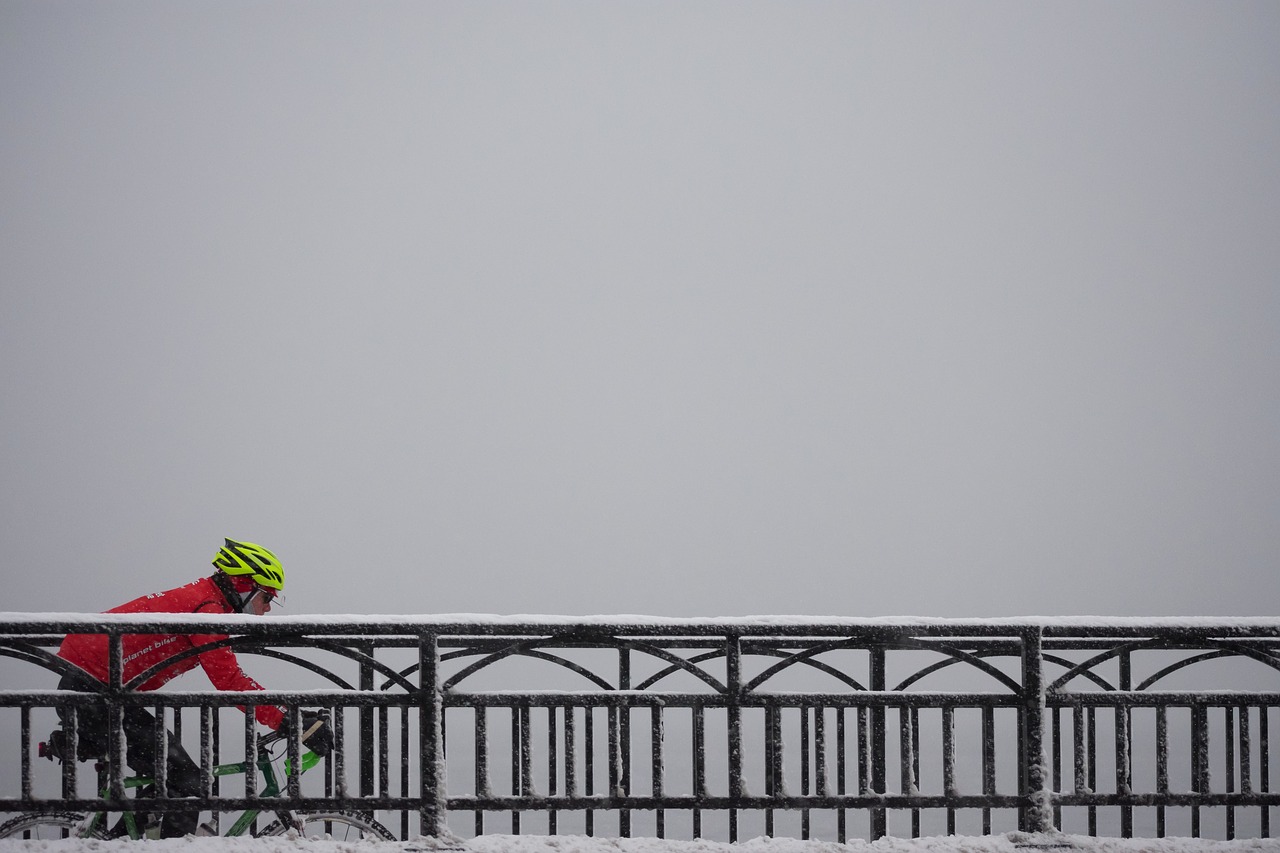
[0,812,108,840]
[256,810,397,841]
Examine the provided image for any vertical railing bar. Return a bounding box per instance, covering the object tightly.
[1199,703,1212,821]
[565,704,578,800]
[764,703,775,841]
[286,706,303,801]
[248,701,261,835]
[332,705,343,800]
[548,706,559,835]
[20,705,32,802]
[1115,704,1131,833]
[763,706,775,838]
[1118,649,1132,838]
[857,705,870,797]
[870,645,886,840]
[1156,705,1168,838]
[1192,703,1207,838]
[897,705,911,834]
[285,701,302,799]
[326,708,337,817]
[244,705,257,799]
[816,703,829,798]
[1191,703,1201,839]
[146,701,163,824]
[200,705,214,800]
[1073,701,1087,796]
[607,704,619,801]
[726,633,743,844]
[837,706,847,844]
[1226,706,1237,841]
[911,706,921,838]
[1261,705,1271,839]
[619,646,632,839]
[1087,705,1097,836]
[586,706,596,837]
[62,705,78,800]
[899,705,911,795]
[400,705,411,840]
[1051,706,1063,831]
[152,705,167,801]
[359,641,375,800]
[108,632,126,801]
[379,705,390,803]
[520,706,533,801]
[474,706,487,836]
[1020,628,1051,835]
[212,704,221,806]
[775,701,786,798]
[652,704,665,839]
[982,704,995,836]
[1240,704,1253,796]
[1017,697,1027,834]
[801,704,811,840]
[943,704,956,835]
[418,632,443,838]
[173,704,183,752]
[692,704,704,840]
[512,708,522,835]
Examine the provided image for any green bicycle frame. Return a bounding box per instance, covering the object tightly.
[83,749,322,839]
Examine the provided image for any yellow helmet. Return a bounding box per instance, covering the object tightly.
[212,538,285,591]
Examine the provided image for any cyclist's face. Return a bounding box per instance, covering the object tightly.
[245,587,275,616]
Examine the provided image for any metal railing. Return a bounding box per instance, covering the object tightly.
[1,615,1278,841]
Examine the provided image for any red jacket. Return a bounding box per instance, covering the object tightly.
[57,576,285,729]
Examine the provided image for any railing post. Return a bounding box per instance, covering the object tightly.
[1117,648,1133,837]
[419,632,444,837]
[1021,627,1053,833]
[870,644,886,840]
[726,632,743,843]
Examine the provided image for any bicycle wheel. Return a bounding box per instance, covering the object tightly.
[256,810,396,841]
[0,812,107,840]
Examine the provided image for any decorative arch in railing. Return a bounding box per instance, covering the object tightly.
[427,634,1038,696]
[1046,637,1280,693]
[0,631,418,694]
[0,639,82,679]
[437,634,730,694]
[1133,641,1280,691]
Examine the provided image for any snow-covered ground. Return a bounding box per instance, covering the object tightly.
[2,832,1279,853]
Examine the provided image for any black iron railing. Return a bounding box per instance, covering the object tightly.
[1,615,1278,841]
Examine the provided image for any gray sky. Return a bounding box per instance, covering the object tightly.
[2,2,1278,619]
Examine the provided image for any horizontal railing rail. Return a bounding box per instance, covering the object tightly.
[1,615,1277,842]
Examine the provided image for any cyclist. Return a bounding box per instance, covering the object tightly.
[54,538,331,837]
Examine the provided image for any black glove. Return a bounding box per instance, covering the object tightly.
[299,710,333,757]
[277,709,333,757]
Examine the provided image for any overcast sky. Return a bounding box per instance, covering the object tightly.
[2,2,1278,619]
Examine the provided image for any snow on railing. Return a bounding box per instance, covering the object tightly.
[0,615,1278,842]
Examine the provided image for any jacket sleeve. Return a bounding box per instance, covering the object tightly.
[187,633,285,729]
[188,585,287,729]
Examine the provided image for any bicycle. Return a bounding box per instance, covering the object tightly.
[0,725,396,841]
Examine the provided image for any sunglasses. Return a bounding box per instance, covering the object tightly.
[246,587,283,608]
